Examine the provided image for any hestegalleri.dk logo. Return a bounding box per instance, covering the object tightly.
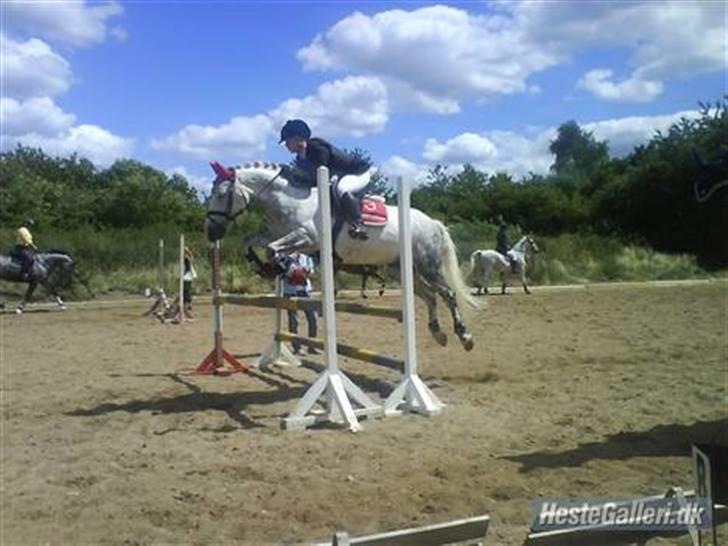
[531,497,713,532]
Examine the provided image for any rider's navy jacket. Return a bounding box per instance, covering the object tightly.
[294,138,370,185]
[496,228,510,255]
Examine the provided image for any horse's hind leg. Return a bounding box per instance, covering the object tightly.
[413,274,447,347]
[42,281,66,309]
[360,270,369,299]
[428,273,474,351]
[373,270,386,296]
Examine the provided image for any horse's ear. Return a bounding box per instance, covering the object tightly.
[210,161,234,180]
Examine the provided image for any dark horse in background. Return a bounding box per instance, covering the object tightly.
[0,250,93,313]
[693,147,728,203]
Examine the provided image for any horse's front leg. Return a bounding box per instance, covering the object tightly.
[16,281,36,314]
[521,268,531,295]
[267,227,316,258]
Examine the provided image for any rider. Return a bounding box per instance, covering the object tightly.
[496,220,517,273]
[279,119,371,240]
[15,218,37,280]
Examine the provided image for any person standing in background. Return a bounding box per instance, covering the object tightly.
[281,250,318,354]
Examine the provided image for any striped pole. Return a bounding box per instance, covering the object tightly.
[384,176,444,415]
[275,332,403,371]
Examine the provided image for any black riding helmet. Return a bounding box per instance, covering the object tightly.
[23,218,34,227]
[279,119,311,143]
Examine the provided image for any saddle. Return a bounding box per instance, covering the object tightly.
[359,195,387,226]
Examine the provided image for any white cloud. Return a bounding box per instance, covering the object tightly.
[1,34,73,99]
[3,1,125,47]
[155,76,388,160]
[422,130,554,178]
[1,96,76,135]
[415,109,701,178]
[424,132,498,163]
[513,1,724,98]
[578,69,663,102]
[584,110,701,157]
[3,124,134,166]
[269,76,389,138]
[298,6,556,113]
[378,155,431,186]
[150,114,273,160]
[298,2,724,110]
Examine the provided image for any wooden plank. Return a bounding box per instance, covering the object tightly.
[317,515,490,546]
[275,332,403,371]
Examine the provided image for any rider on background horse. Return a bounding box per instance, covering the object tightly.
[495,219,517,273]
[14,218,37,281]
[280,119,371,240]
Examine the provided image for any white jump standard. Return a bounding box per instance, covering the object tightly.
[282,167,382,432]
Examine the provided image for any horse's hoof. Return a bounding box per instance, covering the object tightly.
[59,305,67,310]
[461,335,474,352]
[432,331,448,346]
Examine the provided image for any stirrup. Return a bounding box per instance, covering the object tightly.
[348,224,368,240]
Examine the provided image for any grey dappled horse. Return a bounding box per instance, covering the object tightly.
[205,161,477,351]
[0,250,82,313]
[469,235,540,295]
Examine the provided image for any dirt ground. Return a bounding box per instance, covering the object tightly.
[1,282,726,545]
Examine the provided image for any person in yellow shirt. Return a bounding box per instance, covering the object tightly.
[15,218,37,280]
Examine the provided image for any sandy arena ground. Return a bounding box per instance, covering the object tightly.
[1,282,726,545]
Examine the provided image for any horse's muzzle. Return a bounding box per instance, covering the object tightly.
[205,218,228,242]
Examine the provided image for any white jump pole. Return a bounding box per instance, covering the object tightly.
[158,238,165,290]
[257,276,301,368]
[283,166,381,431]
[178,233,185,316]
[384,176,445,416]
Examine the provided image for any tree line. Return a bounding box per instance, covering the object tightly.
[0,97,725,268]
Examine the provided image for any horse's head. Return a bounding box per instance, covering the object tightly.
[525,235,540,254]
[205,161,285,242]
[39,251,76,287]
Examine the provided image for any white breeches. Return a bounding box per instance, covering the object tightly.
[337,171,371,195]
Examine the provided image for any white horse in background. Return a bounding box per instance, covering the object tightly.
[469,235,540,295]
[205,161,477,351]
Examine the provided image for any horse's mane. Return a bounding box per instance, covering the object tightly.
[45,249,73,257]
[237,161,282,171]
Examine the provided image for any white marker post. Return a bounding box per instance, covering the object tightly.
[179,233,185,318]
[384,176,445,416]
[257,276,302,368]
[283,167,381,431]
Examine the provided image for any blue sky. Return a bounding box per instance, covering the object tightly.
[2,1,725,192]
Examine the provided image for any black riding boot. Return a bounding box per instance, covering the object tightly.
[341,192,368,240]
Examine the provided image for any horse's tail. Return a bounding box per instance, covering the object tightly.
[439,224,478,309]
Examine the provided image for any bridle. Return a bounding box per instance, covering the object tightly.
[206,161,282,225]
